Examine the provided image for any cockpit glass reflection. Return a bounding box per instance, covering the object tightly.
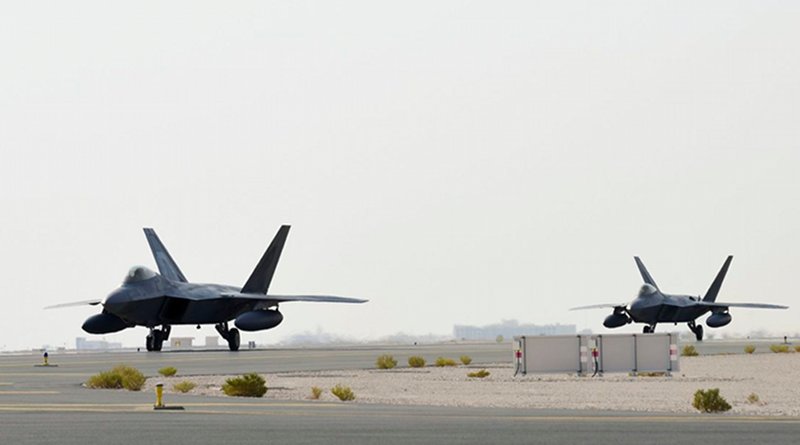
[123,266,157,284]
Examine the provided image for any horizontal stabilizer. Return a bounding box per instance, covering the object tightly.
[222,293,367,304]
[695,301,788,310]
[44,299,102,309]
[569,303,627,311]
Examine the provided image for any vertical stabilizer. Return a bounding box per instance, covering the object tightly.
[703,256,733,302]
[634,257,659,289]
[143,228,188,283]
[241,225,290,294]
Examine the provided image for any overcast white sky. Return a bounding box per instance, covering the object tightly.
[1,1,798,350]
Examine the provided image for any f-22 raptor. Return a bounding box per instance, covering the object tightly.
[571,256,787,341]
[48,226,366,351]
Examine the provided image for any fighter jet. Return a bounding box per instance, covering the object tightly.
[47,226,366,351]
[570,256,787,341]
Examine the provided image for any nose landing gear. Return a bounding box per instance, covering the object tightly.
[145,325,171,351]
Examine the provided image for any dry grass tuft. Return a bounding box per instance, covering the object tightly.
[331,384,355,401]
[222,373,267,397]
[435,357,457,367]
[467,369,490,378]
[376,354,398,369]
[692,388,731,413]
[173,381,196,393]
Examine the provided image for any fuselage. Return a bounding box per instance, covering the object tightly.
[103,266,259,327]
[627,284,710,324]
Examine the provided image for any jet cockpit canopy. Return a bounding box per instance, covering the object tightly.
[638,283,657,297]
[123,266,157,284]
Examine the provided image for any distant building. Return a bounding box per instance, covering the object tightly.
[75,337,122,350]
[453,320,576,340]
[170,337,194,349]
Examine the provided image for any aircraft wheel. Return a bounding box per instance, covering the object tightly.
[642,326,651,334]
[695,325,703,342]
[227,328,240,351]
[152,330,164,351]
[145,335,154,352]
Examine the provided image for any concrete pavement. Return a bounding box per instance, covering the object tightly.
[1,341,798,444]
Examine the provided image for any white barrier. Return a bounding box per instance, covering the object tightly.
[513,333,680,376]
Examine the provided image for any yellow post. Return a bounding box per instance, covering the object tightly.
[153,382,184,410]
[155,383,164,407]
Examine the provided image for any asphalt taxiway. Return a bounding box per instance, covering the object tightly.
[2,341,799,444]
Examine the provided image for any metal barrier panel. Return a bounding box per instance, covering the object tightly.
[597,335,635,373]
[514,333,679,375]
[669,334,680,372]
[520,335,582,374]
[635,334,670,372]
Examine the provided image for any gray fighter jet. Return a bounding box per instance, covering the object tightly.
[47,226,366,351]
[571,256,787,341]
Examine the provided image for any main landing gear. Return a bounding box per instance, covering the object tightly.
[642,324,657,334]
[215,322,241,351]
[688,320,704,341]
[146,325,171,351]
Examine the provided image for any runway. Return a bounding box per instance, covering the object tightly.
[2,341,798,444]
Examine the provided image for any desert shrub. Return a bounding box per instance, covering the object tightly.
[460,355,472,365]
[115,365,146,391]
[158,366,177,377]
[310,386,323,400]
[375,354,397,369]
[496,335,504,343]
[744,345,756,354]
[746,393,760,404]
[173,381,196,393]
[86,365,145,391]
[331,384,355,401]
[692,388,732,413]
[222,373,267,397]
[467,369,490,378]
[770,344,790,353]
[408,356,426,368]
[681,345,698,357]
[795,346,800,353]
[636,372,667,377]
[435,357,457,367]
[86,370,123,389]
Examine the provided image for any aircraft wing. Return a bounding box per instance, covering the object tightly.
[221,293,368,304]
[569,303,627,311]
[44,299,103,309]
[694,301,788,310]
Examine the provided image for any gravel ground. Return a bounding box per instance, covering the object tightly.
[145,354,800,416]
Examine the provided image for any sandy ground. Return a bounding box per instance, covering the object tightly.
[144,354,800,416]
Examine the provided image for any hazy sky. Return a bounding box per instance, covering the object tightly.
[1,1,798,350]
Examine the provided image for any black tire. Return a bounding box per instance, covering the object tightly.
[227,328,240,351]
[152,330,164,351]
[643,326,651,334]
[145,335,154,352]
[695,325,704,342]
